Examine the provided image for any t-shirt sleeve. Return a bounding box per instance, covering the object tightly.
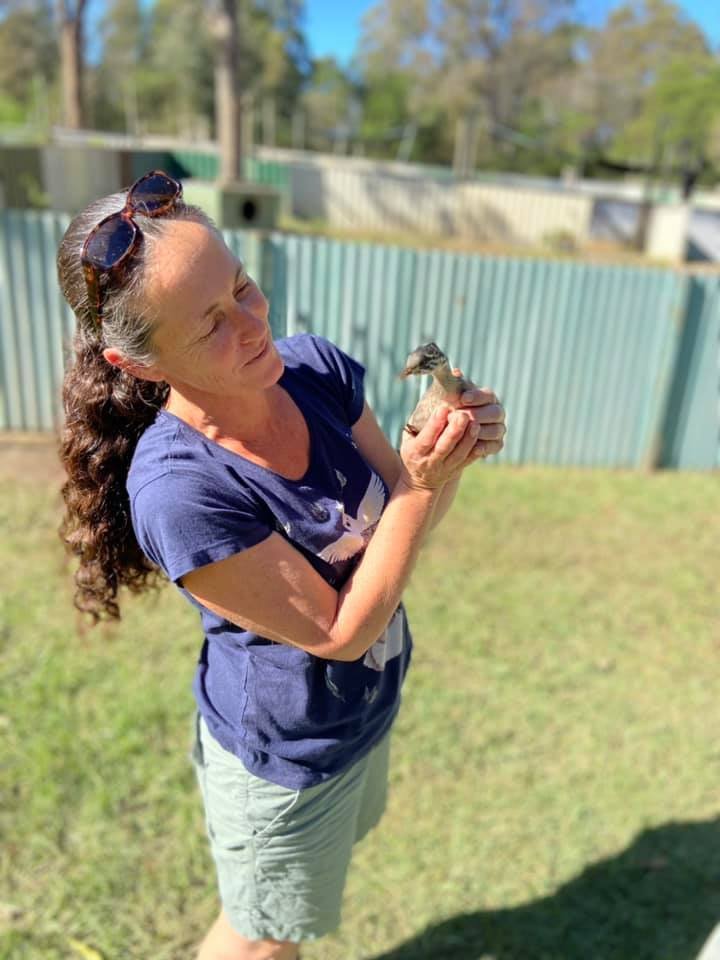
[306,335,366,425]
[131,468,272,584]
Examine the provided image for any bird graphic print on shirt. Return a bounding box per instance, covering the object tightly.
[362,606,405,672]
[317,472,386,564]
[316,471,404,675]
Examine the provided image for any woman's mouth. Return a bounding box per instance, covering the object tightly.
[245,338,269,365]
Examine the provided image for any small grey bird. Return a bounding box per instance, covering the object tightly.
[399,342,475,436]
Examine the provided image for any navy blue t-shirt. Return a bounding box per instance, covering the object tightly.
[127,334,413,789]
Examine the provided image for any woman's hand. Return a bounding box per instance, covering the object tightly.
[399,404,482,491]
[455,370,506,461]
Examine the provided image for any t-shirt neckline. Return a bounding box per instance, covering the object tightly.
[157,367,319,486]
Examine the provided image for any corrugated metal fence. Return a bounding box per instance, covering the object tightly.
[1,209,718,469]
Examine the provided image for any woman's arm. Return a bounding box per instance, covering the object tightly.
[182,405,478,662]
[426,477,461,532]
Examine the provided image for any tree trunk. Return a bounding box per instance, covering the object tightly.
[57,0,85,129]
[635,127,666,250]
[453,114,471,177]
[262,97,276,147]
[292,109,305,150]
[209,0,243,184]
[242,92,255,157]
[123,75,140,137]
[397,122,417,163]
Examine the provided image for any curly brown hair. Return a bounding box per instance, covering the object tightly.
[56,188,216,624]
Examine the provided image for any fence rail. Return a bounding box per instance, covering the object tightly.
[1,209,718,469]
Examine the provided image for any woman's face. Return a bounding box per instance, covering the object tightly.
[134,219,283,397]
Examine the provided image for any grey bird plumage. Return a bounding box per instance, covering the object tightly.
[399,342,475,435]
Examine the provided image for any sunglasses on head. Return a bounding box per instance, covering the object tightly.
[81,170,183,326]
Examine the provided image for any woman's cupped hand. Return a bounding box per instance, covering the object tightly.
[399,377,506,491]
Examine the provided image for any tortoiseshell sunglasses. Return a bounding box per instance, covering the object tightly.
[80,170,183,325]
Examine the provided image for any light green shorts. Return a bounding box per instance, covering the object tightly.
[190,712,392,943]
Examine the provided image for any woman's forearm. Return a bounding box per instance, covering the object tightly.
[329,477,440,660]
[426,477,461,533]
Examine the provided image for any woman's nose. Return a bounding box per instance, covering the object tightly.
[232,291,268,335]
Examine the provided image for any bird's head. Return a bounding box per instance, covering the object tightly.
[399,342,449,378]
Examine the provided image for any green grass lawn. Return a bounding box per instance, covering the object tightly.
[1,446,719,960]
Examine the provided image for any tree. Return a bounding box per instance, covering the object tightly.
[207,0,243,181]
[357,0,579,169]
[358,71,411,158]
[300,57,358,151]
[623,58,720,192]
[577,0,711,163]
[251,0,309,122]
[94,0,147,134]
[56,0,87,128]
[134,0,214,137]
[0,0,58,125]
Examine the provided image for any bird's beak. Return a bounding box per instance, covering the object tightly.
[398,359,420,379]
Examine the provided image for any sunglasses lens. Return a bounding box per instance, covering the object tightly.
[130,172,180,213]
[84,217,136,269]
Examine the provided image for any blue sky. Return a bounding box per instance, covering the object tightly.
[305,0,719,65]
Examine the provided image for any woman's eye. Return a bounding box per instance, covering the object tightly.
[202,314,223,340]
[199,277,251,341]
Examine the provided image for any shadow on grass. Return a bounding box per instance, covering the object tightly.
[368,818,720,960]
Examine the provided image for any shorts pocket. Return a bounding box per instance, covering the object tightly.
[245,774,301,845]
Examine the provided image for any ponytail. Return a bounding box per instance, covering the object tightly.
[56,186,215,623]
[58,334,168,621]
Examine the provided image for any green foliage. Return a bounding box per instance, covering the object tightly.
[74,0,307,139]
[301,56,360,148]
[618,57,720,169]
[575,0,713,173]
[357,72,411,156]
[353,0,720,177]
[2,0,719,179]
[0,93,26,126]
[0,1,57,109]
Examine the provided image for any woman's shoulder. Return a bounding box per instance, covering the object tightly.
[126,410,232,503]
[278,333,364,415]
[276,332,347,372]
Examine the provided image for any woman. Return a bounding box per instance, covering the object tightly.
[57,171,506,960]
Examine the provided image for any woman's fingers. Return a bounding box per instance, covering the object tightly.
[464,402,505,425]
[469,438,505,460]
[412,403,451,454]
[402,398,504,489]
[460,386,499,407]
[474,421,506,441]
[437,411,479,466]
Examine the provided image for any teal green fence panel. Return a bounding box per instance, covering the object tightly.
[0,209,73,431]
[1,207,717,471]
[172,150,219,181]
[168,152,290,214]
[245,158,291,215]
[267,233,690,466]
[659,275,720,469]
[167,151,289,206]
